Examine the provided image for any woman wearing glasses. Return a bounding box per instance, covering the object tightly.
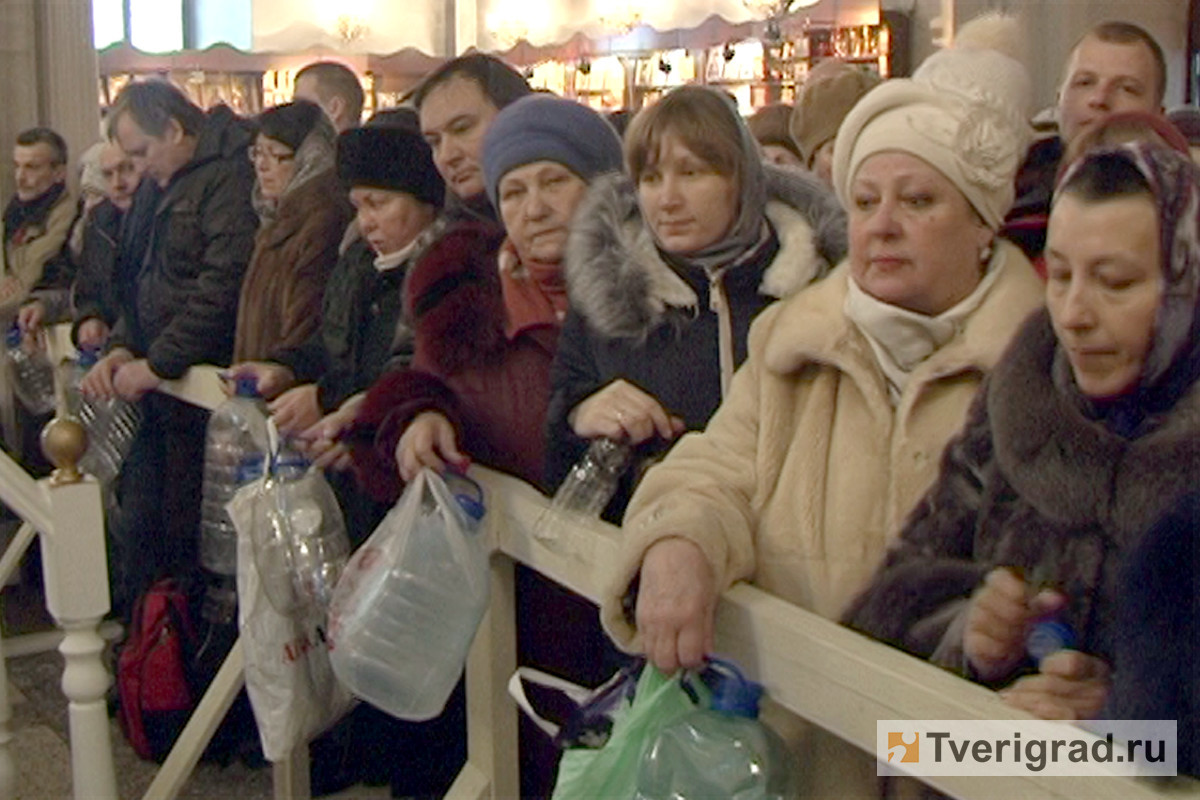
[232,100,353,362]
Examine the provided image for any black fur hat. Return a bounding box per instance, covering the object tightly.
[336,122,445,208]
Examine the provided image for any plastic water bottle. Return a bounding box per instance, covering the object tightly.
[329,470,488,721]
[534,437,631,549]
[635,659,796,800]
[71,347,142,486]
[252,445,351,616]
[6,325,56,415]
[200,376,268,578]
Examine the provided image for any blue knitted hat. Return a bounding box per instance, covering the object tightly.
[482,95,623,209]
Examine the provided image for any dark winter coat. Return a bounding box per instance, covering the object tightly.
[845,310,1200,684]
[545,166,846,517]
[350,221,552,504]
[111,106,257,378]
[233,169,353,362]
[71,199,124,336]
[1112,491,1199,777]
[271,235,419,414]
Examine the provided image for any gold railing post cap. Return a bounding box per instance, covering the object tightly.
[40,416,88,486]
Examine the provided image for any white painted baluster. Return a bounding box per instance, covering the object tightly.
[40,418,118,800]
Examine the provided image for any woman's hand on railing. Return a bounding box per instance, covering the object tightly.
[999,650,1111,721]
[300,394,364,471]
[636,536,717,674]
[113,358,162,402]
[569,379,685,446]
[395,410,468,483]
[80,347,133,399]
[225,361,296,400]
[964,568,1067,682]
[17,301,44,336]
[269,384,322,437]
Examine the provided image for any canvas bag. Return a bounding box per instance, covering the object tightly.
[228,451,354,762]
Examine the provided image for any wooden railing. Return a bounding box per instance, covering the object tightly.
[2,342,1196,799]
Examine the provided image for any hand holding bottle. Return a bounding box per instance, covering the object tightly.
[963,567,1066,681]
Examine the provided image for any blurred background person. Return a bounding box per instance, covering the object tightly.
[293,61,365,132]
[789,60,880,188]
[746,103,804,169]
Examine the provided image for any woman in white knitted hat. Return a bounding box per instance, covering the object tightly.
[598,16,1045,797]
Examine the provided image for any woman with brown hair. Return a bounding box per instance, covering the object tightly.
[546,84,846,518]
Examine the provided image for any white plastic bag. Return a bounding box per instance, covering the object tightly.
[228,475,354,762]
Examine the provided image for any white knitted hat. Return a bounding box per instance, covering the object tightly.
[832,13,1033,229]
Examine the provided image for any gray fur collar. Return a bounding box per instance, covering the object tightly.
[565,166,846,340]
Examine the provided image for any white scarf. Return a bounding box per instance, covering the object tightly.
[373,237,420,273]
[844,249,1006,405]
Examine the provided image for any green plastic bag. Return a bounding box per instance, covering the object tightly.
[552,665,710,800]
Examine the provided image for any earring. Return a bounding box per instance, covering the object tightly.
[979,240,994,265]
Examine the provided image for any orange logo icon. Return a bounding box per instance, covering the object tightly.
[887,732,919,763]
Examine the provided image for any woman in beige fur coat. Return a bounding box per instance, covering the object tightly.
[601,18,1044,798]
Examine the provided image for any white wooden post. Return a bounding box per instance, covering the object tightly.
[39,463,117,800]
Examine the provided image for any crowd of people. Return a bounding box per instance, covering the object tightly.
[2,11,1197,797]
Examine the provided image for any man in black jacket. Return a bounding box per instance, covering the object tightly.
[81,80,256,618]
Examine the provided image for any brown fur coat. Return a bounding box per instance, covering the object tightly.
[233,169,353,362]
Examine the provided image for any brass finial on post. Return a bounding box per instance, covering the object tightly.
[40,416,88,486]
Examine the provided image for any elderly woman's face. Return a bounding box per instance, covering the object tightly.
[251,134,296,201]
[638,134,738,255]
[349,186,435,256]
[848,152,992,316]
[1045,191,1162,398]
[498,160,588,264]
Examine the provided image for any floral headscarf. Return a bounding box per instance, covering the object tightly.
[1054,142,1200,436]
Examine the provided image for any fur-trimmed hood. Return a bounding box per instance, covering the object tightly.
[564,165,847,340]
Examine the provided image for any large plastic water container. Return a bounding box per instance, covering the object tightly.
[71,347,142,486]
[251,446,351,616]
[634,659,796,800]
[6,325,55,415]
[328,470,488,721]
[200,376,268,577]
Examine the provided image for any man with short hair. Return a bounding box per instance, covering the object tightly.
[1003,20,1165,259]
[80,79,257,618]
[294,61,364,132]
[19,141,144,348]
[2,127,74,322]
[412,53,531,219]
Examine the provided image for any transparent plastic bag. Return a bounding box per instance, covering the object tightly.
[328,468,488,721]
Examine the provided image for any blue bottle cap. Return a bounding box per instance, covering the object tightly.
[77,347,100,368]
[1027,618,1077,663]
[236,454,265,484]
[443,468,486,522]
[234,376,260,398]
[705,658,764,719]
